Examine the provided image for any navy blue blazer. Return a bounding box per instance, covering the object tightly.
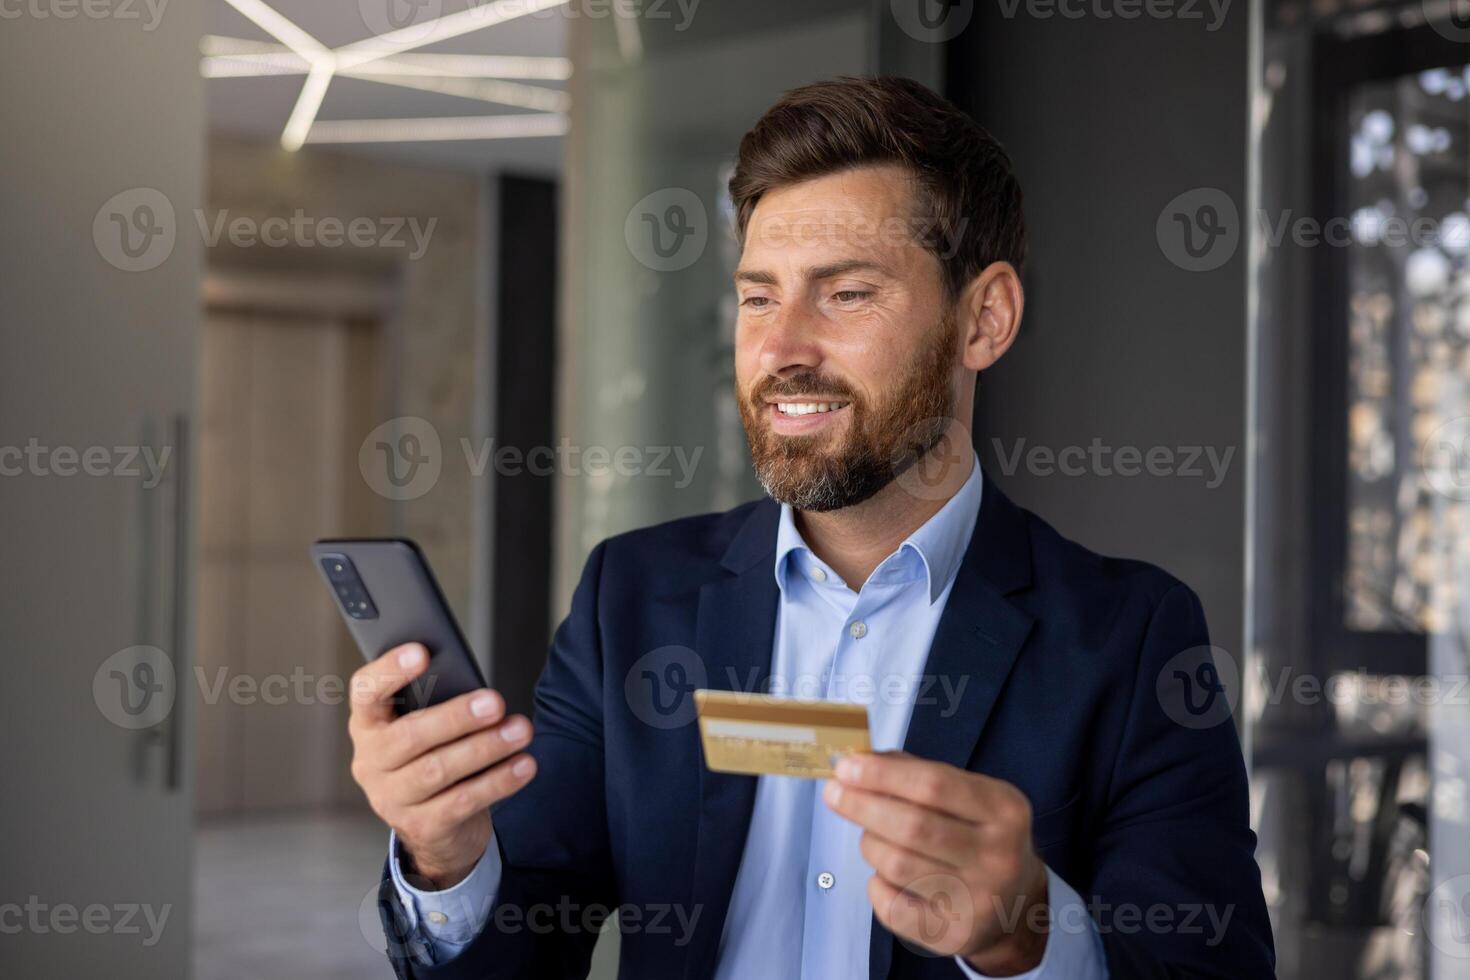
[380,475,1275,979]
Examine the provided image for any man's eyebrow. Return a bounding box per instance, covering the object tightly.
[734,268,778,285]
[806,259,890,281]
[733,260,891,286]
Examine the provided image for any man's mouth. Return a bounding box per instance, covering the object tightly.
[772,400,850,417]
[764,398,853,435]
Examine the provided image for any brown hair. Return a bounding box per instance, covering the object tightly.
[729,75,1026,300]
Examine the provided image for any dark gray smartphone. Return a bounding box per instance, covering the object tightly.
[310,538,486,714]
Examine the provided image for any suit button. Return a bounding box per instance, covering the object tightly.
[817,871,835,890]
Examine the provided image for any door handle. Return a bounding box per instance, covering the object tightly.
[164,413,190,792]
[129,413,189,792]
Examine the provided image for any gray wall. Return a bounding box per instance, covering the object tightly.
[953,10,1252,660]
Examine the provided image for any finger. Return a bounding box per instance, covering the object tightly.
[860,830,953,895]
[390,715,533,806]
[824,781,973,866]
[410,752,538,832]
[348,643,432,730]
[374,690,510,771]
[834,751,1008,822]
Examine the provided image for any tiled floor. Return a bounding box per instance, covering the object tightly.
[193,810,397,980]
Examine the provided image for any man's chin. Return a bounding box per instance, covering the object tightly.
[753,458,896,513]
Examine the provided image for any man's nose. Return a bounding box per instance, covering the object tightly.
[758,302,823,378]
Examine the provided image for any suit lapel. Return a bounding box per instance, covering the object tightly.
[682,500,780,980]
[869,475,1037,980]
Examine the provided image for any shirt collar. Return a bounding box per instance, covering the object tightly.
[773,458,983,604]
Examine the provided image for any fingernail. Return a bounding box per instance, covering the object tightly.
[512,757,535,778]
[398,645,425,669]
[823,781,842,807]
[470,694,498,718]
[501,718,530,742]
[836,757,861,782]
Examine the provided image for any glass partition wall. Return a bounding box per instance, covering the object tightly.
[555,1,895,610]
[1253,10,1470,978]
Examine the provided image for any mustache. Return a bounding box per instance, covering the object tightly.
[751,372,858,403]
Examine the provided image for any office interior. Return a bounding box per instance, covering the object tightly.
[2,0,1469,977]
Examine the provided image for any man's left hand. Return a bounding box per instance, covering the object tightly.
[824,751,1049,976]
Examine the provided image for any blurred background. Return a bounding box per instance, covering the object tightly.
[3,0,1470,977]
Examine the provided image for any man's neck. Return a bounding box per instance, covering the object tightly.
[794,442,975,591]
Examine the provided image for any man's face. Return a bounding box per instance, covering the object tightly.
[734,164,959,512]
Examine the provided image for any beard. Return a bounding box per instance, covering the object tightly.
[738,311,959,512]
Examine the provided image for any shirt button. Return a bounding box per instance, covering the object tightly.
[810,566,827,583]
[817,871,835,890]
[849,621,867,639]
[427,911,448,925]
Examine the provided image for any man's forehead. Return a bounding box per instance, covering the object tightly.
[742,173,929,262]
[747,167,917,230]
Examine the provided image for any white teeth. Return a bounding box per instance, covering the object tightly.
[776,401,848,416]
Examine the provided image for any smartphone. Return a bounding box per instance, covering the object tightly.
[310,538,486,714]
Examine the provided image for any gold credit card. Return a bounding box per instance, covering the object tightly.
[694,689,871,779]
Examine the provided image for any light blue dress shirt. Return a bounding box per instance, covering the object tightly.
[391,461,1106,979]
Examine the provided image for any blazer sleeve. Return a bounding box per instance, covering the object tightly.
[379,541,617,980]
[1085,581,1276,979]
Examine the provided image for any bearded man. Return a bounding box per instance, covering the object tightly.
[347,76,1275,980]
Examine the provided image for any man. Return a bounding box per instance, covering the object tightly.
[349,76,1275,979]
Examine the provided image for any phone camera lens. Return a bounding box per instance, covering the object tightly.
[322,555,357,583]
[321,553,377,619]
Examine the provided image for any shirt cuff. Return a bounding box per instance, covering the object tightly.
[955,867,1107,980]
[388,830,503,964]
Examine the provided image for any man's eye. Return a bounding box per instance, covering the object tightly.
[741,296,772,308]
[832,290,870,303]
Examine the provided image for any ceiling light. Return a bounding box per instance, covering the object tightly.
[201,50,310,77]
[342,73,570,113]
[282,61,336,151]
[355,53,572,80]
[205,0,571,151]
[202,37,572,81]
[304,113,568,144]
[333,0,568,71]
[218,1,335,151]
[219,0,328,62]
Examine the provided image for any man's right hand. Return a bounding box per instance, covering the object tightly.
[348,642,537,890]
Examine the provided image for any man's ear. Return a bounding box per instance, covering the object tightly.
[958,261,1024,372]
